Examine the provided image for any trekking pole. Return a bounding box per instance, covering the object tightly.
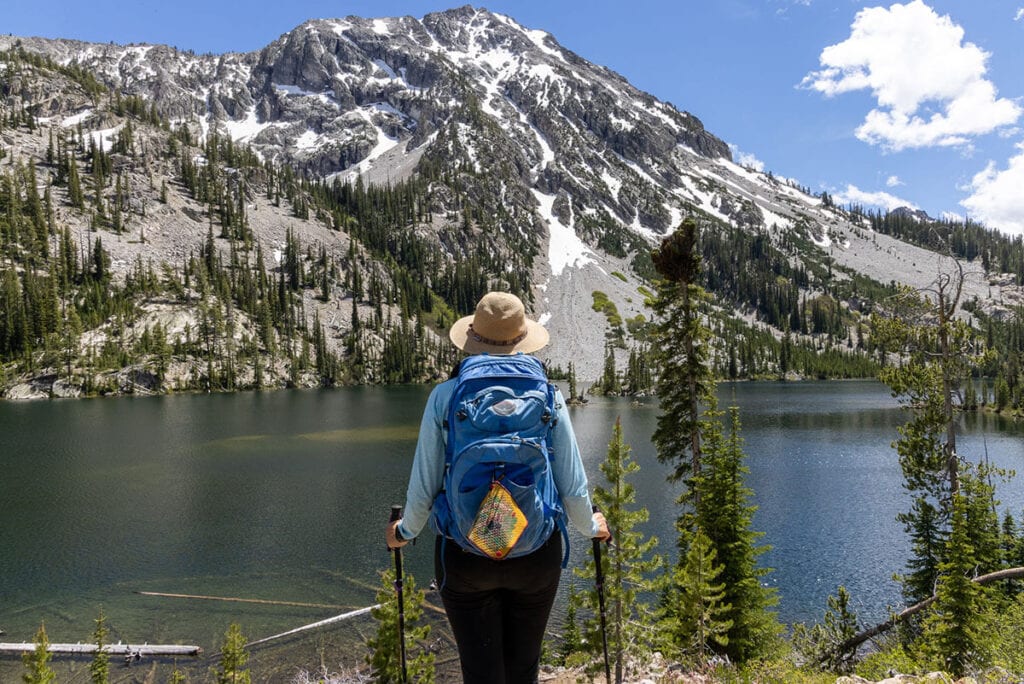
[389,505,408,684]
[592,505,612,683]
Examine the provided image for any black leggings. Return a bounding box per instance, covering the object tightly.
[434,532,562,684]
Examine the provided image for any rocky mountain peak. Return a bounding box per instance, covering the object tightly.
[2,10,1017,390]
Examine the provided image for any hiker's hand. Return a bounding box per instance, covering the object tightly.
[386,519,409,549]
[592,512,612,542]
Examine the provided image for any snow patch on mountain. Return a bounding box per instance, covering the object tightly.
[533,189,595,276]
[372,59,399,79]
[760,205,795,230]
[602,170,622,201]
[90,125,122,152]
[295,129,321,150]
[222,107,270,142]
[61,109,93,127]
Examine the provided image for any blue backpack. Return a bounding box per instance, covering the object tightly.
[431,354,569,563]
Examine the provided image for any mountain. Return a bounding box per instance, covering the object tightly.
[1,6,1021,398]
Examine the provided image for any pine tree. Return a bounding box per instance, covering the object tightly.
[667,526,732,665]
[67,155,84,208]
[367,568,435,683]
[651,218,713,485]
[214,623,250,684]
[598,341,620,395]
[576,418,660,682]
[22,623,55,684]
[652,219,779,663]
[62,302,82,379]
[922,493,988,676]
[692,405,780,662]
[791,586,859,673]
[89,609,110,684]
[871,268,996,611]
[559,581,584,665]
[567,361,578,402]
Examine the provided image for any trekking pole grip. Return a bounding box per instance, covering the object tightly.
[388,505,403,553]
[592,504,609,543]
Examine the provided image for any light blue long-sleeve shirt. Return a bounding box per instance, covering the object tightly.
[397,376,599,541]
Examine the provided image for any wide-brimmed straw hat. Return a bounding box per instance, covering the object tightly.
[449,291,549,354]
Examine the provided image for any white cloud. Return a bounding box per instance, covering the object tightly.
[834,184,918,211]
[960,142,1024,237]
[729,144,766,171]
[886,175,904,187]
[801,0,1022,150]
[1015,8,1024,21]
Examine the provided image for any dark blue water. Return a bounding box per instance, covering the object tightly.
[1,381,1021,666]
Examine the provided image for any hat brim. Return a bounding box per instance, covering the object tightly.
[449,315,550,355]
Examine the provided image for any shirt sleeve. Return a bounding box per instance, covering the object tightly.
[550,388,599,537]
[397,381,453,540]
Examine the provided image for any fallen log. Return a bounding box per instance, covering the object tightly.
[135,591,348,610]
[828,566,1024,660]
[0,642,202,657]
[248,605,380,647]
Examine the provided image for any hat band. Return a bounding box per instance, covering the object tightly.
[469,324,527,347]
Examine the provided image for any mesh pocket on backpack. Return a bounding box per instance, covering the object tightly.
[467,481,528,560]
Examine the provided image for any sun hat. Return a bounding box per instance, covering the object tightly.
[449,291,549,354]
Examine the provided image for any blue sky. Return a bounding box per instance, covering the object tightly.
[6,0,1024,237]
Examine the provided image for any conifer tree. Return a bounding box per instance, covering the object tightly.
[214,623,250,684]
[558,581,584,666]
[598,341,620,395]
[792,586,859,673]
[367,568,434,683]
[664,526,732,665]
[651,218,713,485]
[66,155,84,208]
[567,361,578,402]
[89,609,110,684]
[576,418,660,682]
[871,267,997,611]
[22,623,55,684]
[691,405,780,662]
[651,219,779,664]
[922,493,988,676]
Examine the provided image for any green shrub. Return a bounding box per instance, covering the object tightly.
[856,643,924,681]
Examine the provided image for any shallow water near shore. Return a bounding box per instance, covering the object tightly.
[1,381,1022,681]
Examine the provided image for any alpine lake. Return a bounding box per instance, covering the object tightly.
[1,381,1022,681]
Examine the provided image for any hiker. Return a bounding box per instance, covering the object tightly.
[386,290,610,684]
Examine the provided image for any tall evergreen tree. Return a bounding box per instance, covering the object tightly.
[871,266,997,611]
[922,493,989,676]
[651,218,779,664]
[691,405,780,662]
[651,218,713,486]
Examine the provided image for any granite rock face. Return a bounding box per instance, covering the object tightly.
[1,7,735,243]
